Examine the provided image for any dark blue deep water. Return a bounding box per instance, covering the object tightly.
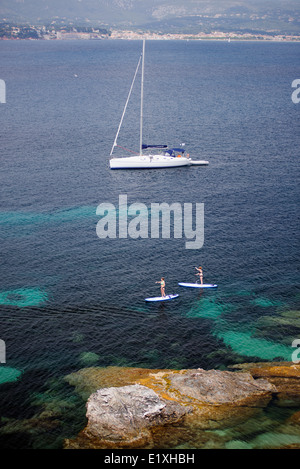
[0,39,299,449]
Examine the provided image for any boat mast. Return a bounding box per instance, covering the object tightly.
[110,50,142,158]
[139,39,145,156]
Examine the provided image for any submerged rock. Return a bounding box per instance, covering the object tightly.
[0,367,22,385]
[254,311,300,345]
[79,351,100,367]
[64,366,165,400]
[230,362,300,407]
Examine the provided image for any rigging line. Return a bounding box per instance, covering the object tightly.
[116,144,138,154]
[110,52,142,157]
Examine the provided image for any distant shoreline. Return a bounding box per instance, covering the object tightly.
[110,38,300,42]
[109,31,300,42]
[1,36,300,42]
[0,25,299,42]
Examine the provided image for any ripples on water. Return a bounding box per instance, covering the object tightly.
[0,40,299,448]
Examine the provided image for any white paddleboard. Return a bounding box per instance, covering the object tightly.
[178,283,218,289]
[145,294,179,302]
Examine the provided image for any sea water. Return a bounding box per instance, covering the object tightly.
[0,39,299,449]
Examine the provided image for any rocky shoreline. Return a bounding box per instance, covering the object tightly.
[64,362,300,449]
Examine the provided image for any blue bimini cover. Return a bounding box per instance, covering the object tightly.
[165,148,185,156]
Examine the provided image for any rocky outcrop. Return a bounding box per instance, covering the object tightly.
[230,362,300,407]
[63,364,299,449]
[82,384,189,448]
[162,369,275,406]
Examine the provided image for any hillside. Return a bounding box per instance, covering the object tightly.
[0,0,299,35]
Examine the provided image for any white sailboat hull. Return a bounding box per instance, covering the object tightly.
[110,155,209,169]
[110,155,192,169]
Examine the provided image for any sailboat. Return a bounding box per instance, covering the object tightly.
[109,40,209,169]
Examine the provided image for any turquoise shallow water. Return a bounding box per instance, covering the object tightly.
[0,39,299,448]
[0,287,48,307]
